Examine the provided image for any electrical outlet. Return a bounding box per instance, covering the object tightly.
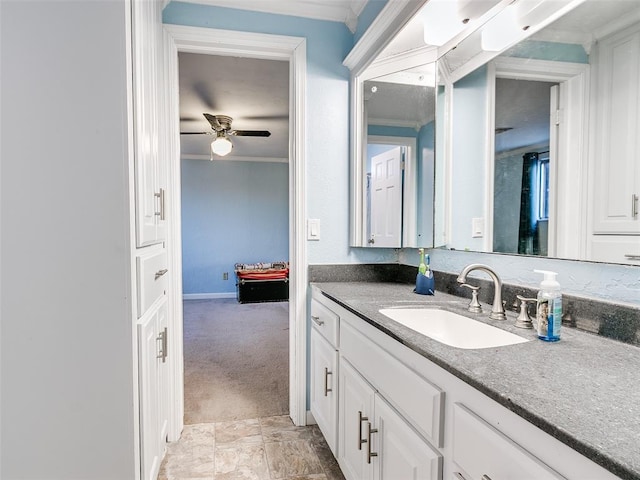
[223,272,229,280]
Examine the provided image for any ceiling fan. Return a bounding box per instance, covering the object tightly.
[181,114,271,157]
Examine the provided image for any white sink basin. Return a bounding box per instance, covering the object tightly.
[379,308,529,349]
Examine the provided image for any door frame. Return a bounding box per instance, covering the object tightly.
[163,24,308,437]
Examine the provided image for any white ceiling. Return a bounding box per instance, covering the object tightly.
[179,52,289,162]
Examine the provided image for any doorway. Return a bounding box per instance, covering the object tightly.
[163,25,308,438]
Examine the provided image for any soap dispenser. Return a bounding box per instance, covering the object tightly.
[534,270,562,342]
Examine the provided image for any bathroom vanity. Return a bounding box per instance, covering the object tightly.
[309,282,640,480]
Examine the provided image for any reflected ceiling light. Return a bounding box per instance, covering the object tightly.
[211,132,233,157]
[422,0,469,46]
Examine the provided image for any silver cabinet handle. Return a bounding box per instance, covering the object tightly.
[624,254,640,260]
[633,194,639,218]
[157,327,168,363]
[481,475,493,480]
[311,315,324,326]
[366,422,378,464]
[155,268,168,280]
[323,367,332,396]
[453,474,468,480]
[154,188,166,220]
[358,411,369,450]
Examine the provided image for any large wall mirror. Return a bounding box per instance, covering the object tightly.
[435,0,640,265]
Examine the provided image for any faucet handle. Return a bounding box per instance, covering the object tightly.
[515,295,537,329]
[461,283,482,313]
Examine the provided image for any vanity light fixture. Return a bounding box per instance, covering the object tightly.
[422,0,470,46]
[481,0,552,52]
[211,131,233,157]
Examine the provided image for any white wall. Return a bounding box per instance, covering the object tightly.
[1,2,137,478]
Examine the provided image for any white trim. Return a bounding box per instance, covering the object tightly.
[343,0,427,73]
[181,153,288,163]
[163,28,185,444]
[484,62,496,253]
[364,46,438,81]
[164,25,308,427]
[183,293,236,300]
[306,410,317,425]
[172,0,364,28]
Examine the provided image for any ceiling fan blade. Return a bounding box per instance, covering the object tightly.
[180,131,213,135]
[203,113,222,131]
[229,130,271,137]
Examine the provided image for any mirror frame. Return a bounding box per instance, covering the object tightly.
[344,0,439,247]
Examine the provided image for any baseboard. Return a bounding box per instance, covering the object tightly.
[183,293,236,300]
[306,410,317,426]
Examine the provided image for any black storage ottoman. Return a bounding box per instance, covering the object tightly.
[235,262,289,304]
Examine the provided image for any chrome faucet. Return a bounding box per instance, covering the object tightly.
[456,264,506,320]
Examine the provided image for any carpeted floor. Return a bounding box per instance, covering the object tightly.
[183,298,290,425]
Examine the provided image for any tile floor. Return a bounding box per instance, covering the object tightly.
[158,416,346,480]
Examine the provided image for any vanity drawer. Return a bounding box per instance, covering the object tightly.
[310,298,339,347]
[452,403,563,480]
[340,319,444,447]
[590,235,640,265]
[137,247,168,318]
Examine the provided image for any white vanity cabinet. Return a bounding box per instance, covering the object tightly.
[591,21,640,263]
[138,297,169,480]
[310,298,340,454]
[131,0,167,247]
[338,358,442,480]
[310,289,621,480]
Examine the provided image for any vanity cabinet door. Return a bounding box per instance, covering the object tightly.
[452,403,563,480]
[592,23,640,235]
[310,327,339,454]
[373,394,442,480]
[338,358,376,480]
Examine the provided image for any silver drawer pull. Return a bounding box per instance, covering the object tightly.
[157,327,168,363]
[632,194,639,218]
[453,474,468,480]
[358,411,369,450]
[324,367,332,396]
[624,254,640,260]
[155,268,168,280]
[366,422,378,464]
[154,189,166,220]
[481,475,493,480]
[311,315,324,326]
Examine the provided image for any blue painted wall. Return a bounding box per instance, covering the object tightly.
[181,160,288,295]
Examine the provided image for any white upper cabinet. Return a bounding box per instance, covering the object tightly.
[131,0,167,247]
[592,23,640,235]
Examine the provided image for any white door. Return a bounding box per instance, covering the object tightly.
[338,359,376,480]
[370,147,403,247]
[373,395,442,480]
[310,328,338,454]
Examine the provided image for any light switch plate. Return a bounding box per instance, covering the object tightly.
[471,217,484,238]
[307,219,320,241]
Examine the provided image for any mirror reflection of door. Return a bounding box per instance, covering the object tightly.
[368,145,403,247]
[493,78,558,256]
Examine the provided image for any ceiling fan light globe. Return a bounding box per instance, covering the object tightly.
[211,137,233,156]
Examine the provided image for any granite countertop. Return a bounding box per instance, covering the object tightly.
[312,281,640,480]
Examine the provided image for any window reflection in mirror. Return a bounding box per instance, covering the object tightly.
[435,0,640,265]
[362,64,436,248]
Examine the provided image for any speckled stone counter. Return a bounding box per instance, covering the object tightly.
[312,281,640,480]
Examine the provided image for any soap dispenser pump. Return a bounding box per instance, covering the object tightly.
[534,270,562,342]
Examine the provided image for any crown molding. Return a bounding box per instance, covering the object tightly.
[181,153,288,163]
